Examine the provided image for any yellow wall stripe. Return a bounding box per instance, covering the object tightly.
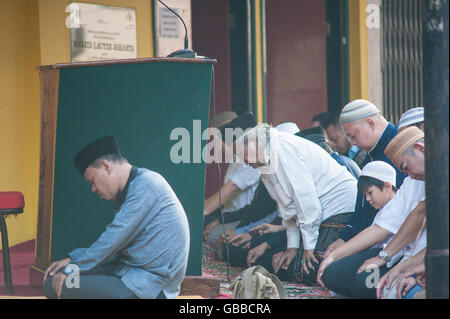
[348,0,368,100]
[254,0,264,123]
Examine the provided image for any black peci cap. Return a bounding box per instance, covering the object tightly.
[219,112,257,144]
[73,136,121,176]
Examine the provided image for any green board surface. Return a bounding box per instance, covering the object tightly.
[51,61,212,276]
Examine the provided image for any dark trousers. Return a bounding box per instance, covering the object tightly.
[43,263,166,299]
[256,212,354,284]
[226,237,286,270]
[225,231,287,280]
[44,273,138,299]
[321,248,390,298]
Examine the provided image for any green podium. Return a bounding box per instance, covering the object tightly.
[32,58,215,280]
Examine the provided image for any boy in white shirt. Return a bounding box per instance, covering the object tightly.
[317,161,398,290]
[317,161,396,276]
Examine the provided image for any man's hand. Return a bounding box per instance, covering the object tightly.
[323,239,345,259]
[301,249,320,276]
[223,229,236,242]
[250,223,285,236]
[272,248,297,274]
[43,257,72,282]
[204,219,219,241]
[317,255,335,287]
[396,275,417,299]
[357,255,386,274]
[52,272,68,299]
[377,261,426,299]
[228,233,252,248]
[376,264,404,299]
[403,262,426,288]
[216,233,226,252]
[44,257,71,299]
[246,242,270,267]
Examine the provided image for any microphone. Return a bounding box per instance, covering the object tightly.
[158,0,197,58]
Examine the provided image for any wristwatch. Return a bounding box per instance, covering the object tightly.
[378,249,392,262]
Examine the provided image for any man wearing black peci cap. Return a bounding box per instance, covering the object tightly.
[43,136,190,299]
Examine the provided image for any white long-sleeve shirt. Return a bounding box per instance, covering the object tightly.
[222,158,260,213]
[259,130,357,250]
[373,177,426,258]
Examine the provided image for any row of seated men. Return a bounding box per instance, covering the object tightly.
[204,101,426,299]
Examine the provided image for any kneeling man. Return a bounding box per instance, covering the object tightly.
[44,136,190,299]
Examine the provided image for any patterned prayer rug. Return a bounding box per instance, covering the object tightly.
[201,242,335,299]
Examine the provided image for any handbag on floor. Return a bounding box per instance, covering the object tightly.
[230,266,288,299]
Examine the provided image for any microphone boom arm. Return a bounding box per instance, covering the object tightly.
[158,0,197,58]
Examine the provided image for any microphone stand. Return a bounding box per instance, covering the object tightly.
[158,0,197,58]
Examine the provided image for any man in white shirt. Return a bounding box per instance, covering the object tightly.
[369,126,427,298]
[203,112,260,246]
[235,124,357,283]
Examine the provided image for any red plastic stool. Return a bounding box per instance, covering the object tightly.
[0,191,25,294]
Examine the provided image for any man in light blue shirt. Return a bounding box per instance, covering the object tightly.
[43,136,190,299]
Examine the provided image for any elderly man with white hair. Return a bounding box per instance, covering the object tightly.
[233,123,358,284]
